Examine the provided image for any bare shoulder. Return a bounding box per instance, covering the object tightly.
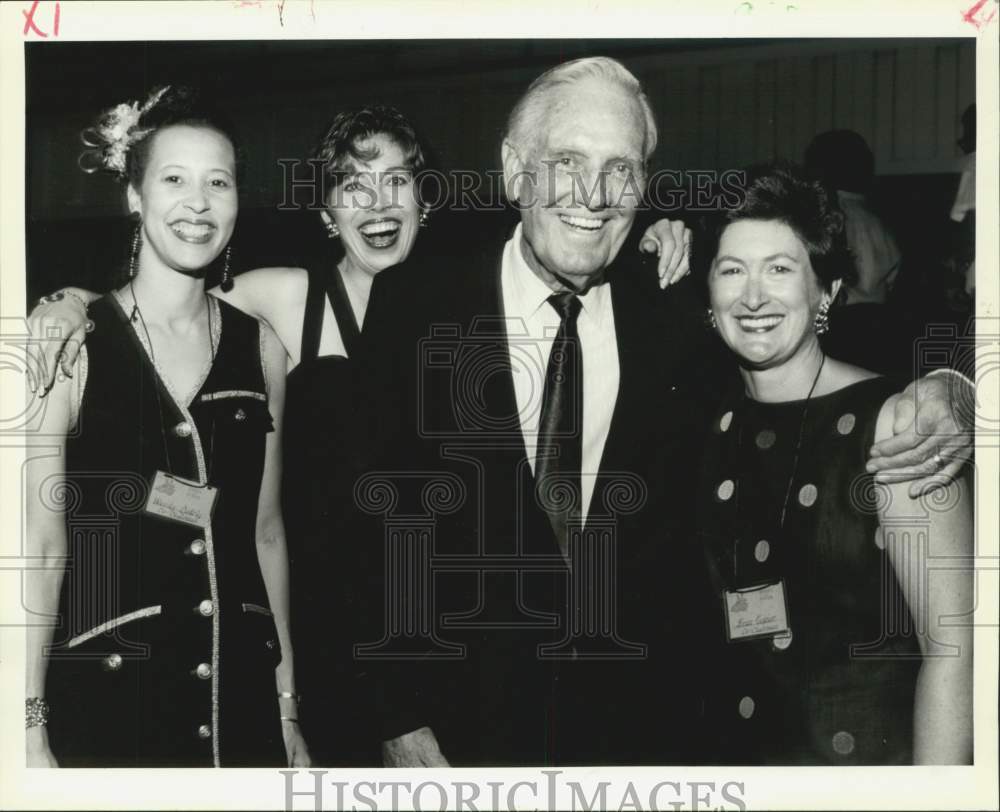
[239,266,308,301]
[210,266,309,313]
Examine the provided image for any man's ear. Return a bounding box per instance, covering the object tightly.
[126,184,142,218]
[501,139,527,205]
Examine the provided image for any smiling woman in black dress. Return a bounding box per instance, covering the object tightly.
[696,165,972,765]
[25,87,309,767]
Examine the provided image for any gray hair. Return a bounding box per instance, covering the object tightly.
[505,56,658,163]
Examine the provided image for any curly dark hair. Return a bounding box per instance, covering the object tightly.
[693,163,858,296]
[311,104,426,200]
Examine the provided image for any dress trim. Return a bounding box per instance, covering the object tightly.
[241,602,273,617]
[110,290,223,767]
[67,605,162,648]
[197,390,266,403]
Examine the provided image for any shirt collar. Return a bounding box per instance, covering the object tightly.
[504,223,609,319]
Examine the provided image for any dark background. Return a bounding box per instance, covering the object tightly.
[25,38,976,375]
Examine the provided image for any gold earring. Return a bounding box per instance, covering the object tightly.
[324,218,340,239]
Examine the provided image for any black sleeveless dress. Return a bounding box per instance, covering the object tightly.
[46,294,284,767]
[282,261,381,765]
[697,376,921,765]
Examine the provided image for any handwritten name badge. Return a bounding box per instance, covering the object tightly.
[723,580,790,642]
[144,470,217,528]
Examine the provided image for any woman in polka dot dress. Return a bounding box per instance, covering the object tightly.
[695,165,972,765]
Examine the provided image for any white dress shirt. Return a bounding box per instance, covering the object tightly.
[501,223,620,522]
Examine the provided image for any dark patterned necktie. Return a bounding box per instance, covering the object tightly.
[535,292,583,558]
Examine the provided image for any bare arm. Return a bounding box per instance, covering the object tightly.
[253,323,310,767]
[24,361,78,766]
[875,396,974,764]
[28,269,308,393]
[208,268,306,364]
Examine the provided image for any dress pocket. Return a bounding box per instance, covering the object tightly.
[238,601,282,668]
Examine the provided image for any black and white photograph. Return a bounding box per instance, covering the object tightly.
[2,2,996,810]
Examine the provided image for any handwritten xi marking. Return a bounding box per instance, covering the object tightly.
[22,0,60,38]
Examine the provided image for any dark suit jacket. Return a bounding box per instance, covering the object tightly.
[352,230,730,765]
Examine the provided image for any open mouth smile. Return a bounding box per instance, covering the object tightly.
[736,314,784,332]
[169,220,216,244]
[558,214,608,233]
[358,218,402,248]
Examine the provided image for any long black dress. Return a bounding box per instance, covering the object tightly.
[282,258,381,766]
[46,294,283,766]
[698,375,922,765]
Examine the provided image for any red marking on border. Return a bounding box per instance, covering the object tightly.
[22,0,46,37]
[962,0,997,30]
[22,1,60,38]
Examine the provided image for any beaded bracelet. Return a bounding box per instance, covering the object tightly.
[26,697,49,729]
[277,691,301,702]
[280,716,299,724]
[38,290,88,311]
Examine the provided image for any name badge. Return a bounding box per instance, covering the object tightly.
[723,580,790,642]
[144,470,217,528]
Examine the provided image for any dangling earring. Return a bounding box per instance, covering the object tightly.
[128,221,142,278]
[705,307,717,330]
[419,210,430,229]
[324,219,340,239]
[220,245,234,292]
[814,299,831,335]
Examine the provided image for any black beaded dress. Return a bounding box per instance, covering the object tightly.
[697,375,922,765]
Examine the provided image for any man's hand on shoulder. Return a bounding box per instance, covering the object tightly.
[868,372,974,497]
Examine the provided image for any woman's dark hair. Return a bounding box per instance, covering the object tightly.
[312,105,426,199]
[694,163,857,297]
[125,86,243,188]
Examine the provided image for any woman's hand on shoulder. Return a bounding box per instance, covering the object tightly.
[27,290,96,397]
[638,218,692,288]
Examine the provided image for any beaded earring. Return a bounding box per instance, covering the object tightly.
[220,245,234,292]
[814,299,831,335]
[128,221,142,278]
